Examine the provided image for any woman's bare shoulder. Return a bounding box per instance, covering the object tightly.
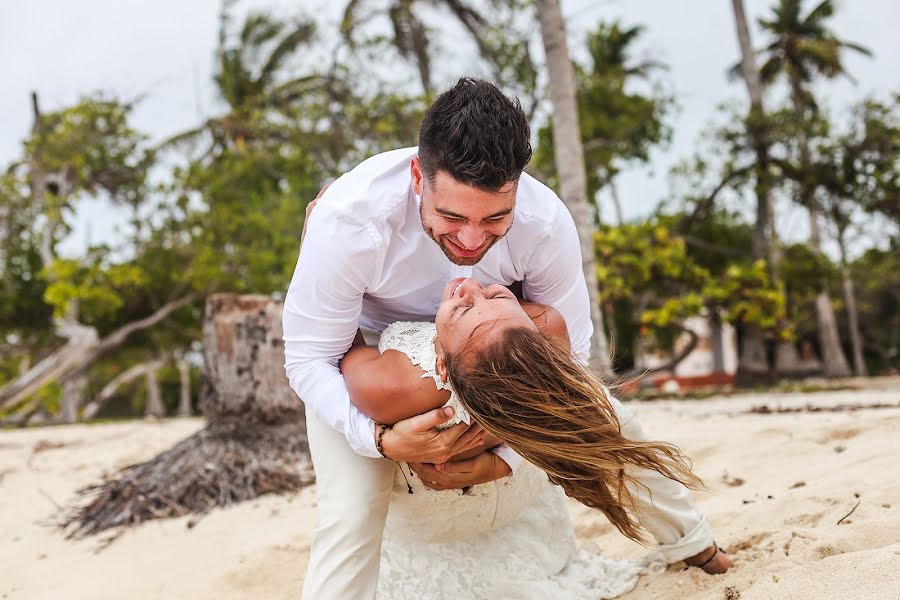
[521,302,570,345]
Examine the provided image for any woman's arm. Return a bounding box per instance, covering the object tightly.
[340,302,566,432]
[340,346,449,425]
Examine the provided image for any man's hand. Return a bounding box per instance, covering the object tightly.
[684,544,732,574]
[380,407,485,464]
[409,451,511,491]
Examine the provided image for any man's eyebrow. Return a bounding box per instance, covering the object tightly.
[435,207,513,220]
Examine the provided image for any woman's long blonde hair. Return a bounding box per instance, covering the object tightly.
[445,326,703,543]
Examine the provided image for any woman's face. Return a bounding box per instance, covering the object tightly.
[435,278,536,357]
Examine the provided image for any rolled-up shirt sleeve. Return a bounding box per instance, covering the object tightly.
[282,202,383,458]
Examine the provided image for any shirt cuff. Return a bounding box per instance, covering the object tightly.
[348,410,381,458]
[654,515,715,564]
[490,443,523,474]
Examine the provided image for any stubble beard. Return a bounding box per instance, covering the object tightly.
[419,201,509,266]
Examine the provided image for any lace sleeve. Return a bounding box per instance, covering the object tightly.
[378,322,471,428]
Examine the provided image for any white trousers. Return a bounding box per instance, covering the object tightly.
[300,398,713,600]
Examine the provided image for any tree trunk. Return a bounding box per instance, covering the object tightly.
[59,373,87,424]
[200,294,306,422]
[735,327,770,385]
[63,294,313,537]
[835,232,866,376]
[806,206,852,377]
[788,78,851,379]
[813,291,851,377]
[177,358,193,417]
[144,363,165,419]
[731,0,777,383]
[536,0,613,377]
[608,176,624,226]
[841,267,866,376]
[731,0,773,268]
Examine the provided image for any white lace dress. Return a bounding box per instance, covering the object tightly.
[375,322,650,599]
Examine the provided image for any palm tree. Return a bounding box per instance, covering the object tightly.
[730,0,774,266]
[755,0,871,377]
[730,0,777,381]
[340,0,528,98]
[581,21,668,225]
[536,0,614,377]
[161,6,321,154]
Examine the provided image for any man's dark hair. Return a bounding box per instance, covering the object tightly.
[418,77,532,191]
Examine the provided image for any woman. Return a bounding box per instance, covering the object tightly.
[339,277,727,598]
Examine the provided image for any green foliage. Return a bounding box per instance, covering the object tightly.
[0,175,53,336]
[535,20,672,210]
[173,145,318,294]
[41,253,147,322]
[850,245,900,373]
[596,220,787,368]
[26,96,152,207]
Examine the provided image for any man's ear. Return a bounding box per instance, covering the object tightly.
[411,157,424,196]
[435,352,449,383]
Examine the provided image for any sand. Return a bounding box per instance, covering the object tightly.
[1,380,898,600]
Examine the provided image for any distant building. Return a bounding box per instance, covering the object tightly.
[636,311,737,391]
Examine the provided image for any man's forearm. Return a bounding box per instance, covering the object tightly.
[284,354,380,458]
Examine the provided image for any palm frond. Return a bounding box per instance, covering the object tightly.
[257,20,316,88]
[804,0,836,26]
[340,0,370,43]
[758,55,784,85]
[154,123,213,152]
[240,13,284,49]
[726,60,745,82]
[840,41,873,57]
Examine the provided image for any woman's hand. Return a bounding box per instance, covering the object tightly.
[409,451,511,491]
[300,182,331,245]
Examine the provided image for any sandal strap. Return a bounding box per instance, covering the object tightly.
[693,543,719,569]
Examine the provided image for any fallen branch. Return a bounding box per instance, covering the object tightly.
[837,499,861,525]
[749,402,900,414]
[82,357,169,420]
[0,294,196,411]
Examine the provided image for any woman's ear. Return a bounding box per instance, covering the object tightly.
[436,352,449,383]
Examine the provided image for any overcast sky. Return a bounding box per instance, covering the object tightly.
[2,0,898,257]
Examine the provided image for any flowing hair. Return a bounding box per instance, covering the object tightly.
[445,326,704,543]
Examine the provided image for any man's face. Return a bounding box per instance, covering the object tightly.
[412,157,516,266]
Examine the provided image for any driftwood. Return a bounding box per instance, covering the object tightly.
[82,357,168,420]
[0,294,196,412]
[62,294,314,538]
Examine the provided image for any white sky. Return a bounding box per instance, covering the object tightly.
[2,0,898,258]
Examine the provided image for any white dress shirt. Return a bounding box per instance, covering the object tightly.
[282,147,592,471]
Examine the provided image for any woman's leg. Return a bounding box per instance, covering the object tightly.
[610,396,714,564]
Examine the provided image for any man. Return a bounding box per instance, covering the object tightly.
[283,77,729,600]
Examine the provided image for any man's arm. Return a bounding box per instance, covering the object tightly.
[284,193,485,463]
[283,202,383,456]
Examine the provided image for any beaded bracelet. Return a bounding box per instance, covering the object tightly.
[375,422,392,458]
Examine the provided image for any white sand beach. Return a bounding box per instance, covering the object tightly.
[2,380,898,600]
